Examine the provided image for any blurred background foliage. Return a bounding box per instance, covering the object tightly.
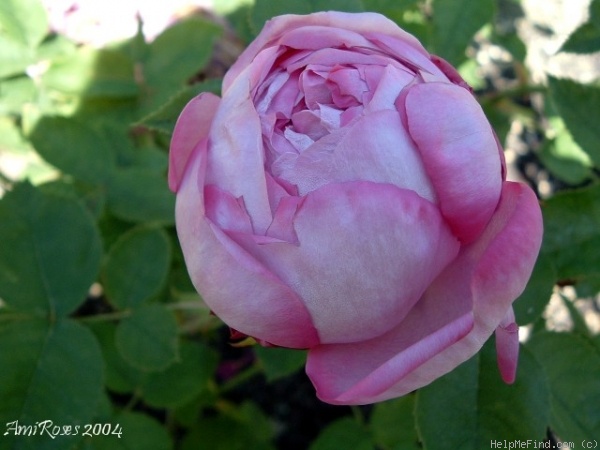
[0,0,599,449]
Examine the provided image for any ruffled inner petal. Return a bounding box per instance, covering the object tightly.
[272,109,437,202]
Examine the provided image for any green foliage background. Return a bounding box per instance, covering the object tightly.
[1,0,599,449]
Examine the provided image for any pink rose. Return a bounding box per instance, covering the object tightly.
[169,12,543,405]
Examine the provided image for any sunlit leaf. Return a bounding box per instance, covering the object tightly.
[549,77,600,166]
[29,116,115,183]
[0,0,48,48]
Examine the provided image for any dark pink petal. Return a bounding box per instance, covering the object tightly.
[307,312,474,405]
[405,82,503,243]
[306,182,542,404]
[495,307,519,384]
[175,147,319,348]
[168,93,220,192]
[234,181,459,344]
[430,54,473,92]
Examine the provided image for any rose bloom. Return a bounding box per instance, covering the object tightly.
[169,12,543,405]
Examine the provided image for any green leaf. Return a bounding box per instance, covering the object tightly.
[0,115,32,155]
[528,332,600,441]
[0,75,36,114]
[549,77,600,166]
[415,341,549,449]
[86,411,173,450]
[308,0,365,13]
[29,116,115,183]
[39,179,107,219]
[371,395,420,450]
[106,168,175,225]
[561,0,600,53]
[541,184,600,283]
[431,0,495,65]
[87,321,144,394]
[254,346,307,382]
[538,121,593,185]
[249,0,312,36]
[0,183,102,316]
[0,318,104,450]
[141,340,218,408]
[248,0,364,37]
[309,417,373,450]
[135,79,222,135]
[179,415,275,450]
[41,46,138,98]
[103,226,171,309]
[561,22,600,54]
[0,34,35,77]
[145,18,222,87]
[141,18,222,111]
[115,304,179,371]
[0,0,48,49]
[361,0,422,28]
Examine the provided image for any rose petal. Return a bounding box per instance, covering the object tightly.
[232,181,459,344]
[495,307,519,384]
[405,82,503,243]
[272,109,437,203]
[206,75,273,233]
[168,92,220,192]
[306,182,542,404]
[279,25,375,51]
[365,64,414,112]
[175,146,319,348]
[224,11,429,91]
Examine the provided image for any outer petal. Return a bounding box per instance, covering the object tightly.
[175,146,319,348]
[306,182,542,404]
[232,181,460,344]
[168,93,220,192]
[206,74,273,233]
[405,82,503,243]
